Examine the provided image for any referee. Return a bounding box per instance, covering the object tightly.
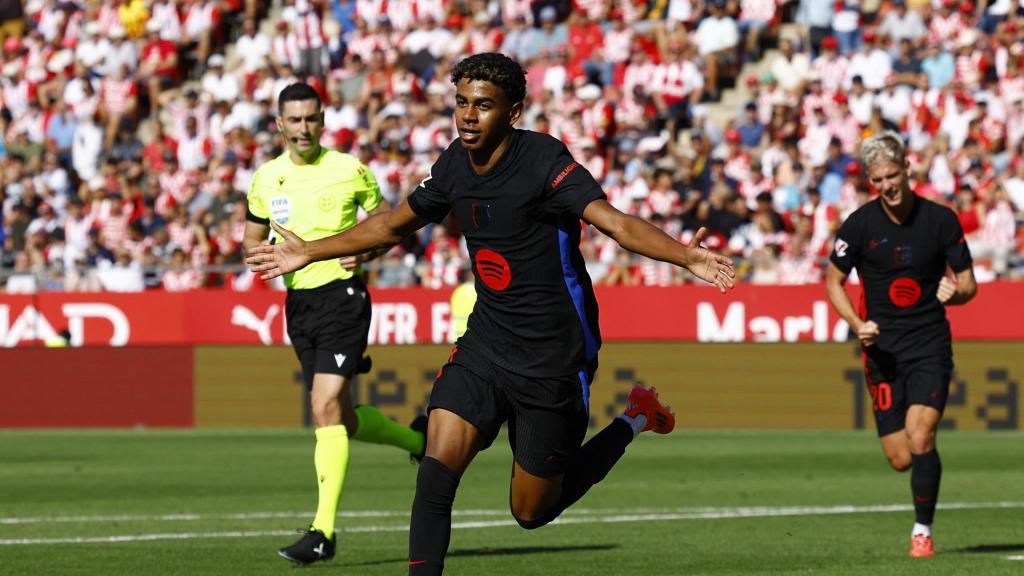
[243,82,426,565]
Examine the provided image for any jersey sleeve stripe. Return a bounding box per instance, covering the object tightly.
[246,208,269,225]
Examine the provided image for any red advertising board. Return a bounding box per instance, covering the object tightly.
[0,283,1020,347]
[0,347,193,427]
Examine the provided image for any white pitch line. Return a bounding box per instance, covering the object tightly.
[1007,555,1024,561]
[3,501,1023,527]
[2,501,1022,546]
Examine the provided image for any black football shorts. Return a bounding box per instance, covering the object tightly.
[429,344,592,478]
[285,278,371,388]
[862,346,952,437]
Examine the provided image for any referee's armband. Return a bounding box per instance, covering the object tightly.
[246,208,270,225]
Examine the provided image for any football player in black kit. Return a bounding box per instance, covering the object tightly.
[247,52,736,574]
[826,131,977,558]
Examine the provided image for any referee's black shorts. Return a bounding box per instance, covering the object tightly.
[286,277,371,388]
[429,344,592,478]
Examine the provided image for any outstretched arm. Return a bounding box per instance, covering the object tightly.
[246,200,429,280]
[338,201,393,270]
[581,199,735,292]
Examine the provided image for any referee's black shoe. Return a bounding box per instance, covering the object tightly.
[278,527,335,565]
[409,413,428,463]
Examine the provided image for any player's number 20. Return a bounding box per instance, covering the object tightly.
[869,383,893,412]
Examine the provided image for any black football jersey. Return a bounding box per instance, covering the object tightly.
[830,196,972,359]
[409,130,606,377]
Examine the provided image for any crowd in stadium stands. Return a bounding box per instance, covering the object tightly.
[1,0,1023,293]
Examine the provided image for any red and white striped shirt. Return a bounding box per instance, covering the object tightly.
[799,121,833,166]
[272,32,300,69]
[1007,110,1024,152]
[96,2,125,38]
[36,4,66,42]
[928,14,962,47]
[417,0,449,23]
[739,0,776,23]
[777,249,822,284]
[63,214,96,251]
[150,2,183,42]
[828,115,861,156]
[980,201,1017,245]
[162,269,201,291]
[93,198,131,249]
[2,79,30,116]
[385,0,416,31]
[177,135,213,172]
[159,170,191,205]
[344,31,379,63]
[291,1,325,49]
[999,76,1024,105]
[614,95,647,128]
[602,27,633,64]
[409,122,446,154]
[470,28,503,54]
[654,60,703,103]
[637,260,676,286]
[955,51,984,90]
[168,219,196,252]
[183,1,220,39]
[812,55,849,93]
[724,152,752,185]
[574,0,609,20]
[100,77,137,115]
[356,0,385,26]
[620,0,646,23]
[621,61,656,97]
[501,0,532,24]
[645,188,681,217]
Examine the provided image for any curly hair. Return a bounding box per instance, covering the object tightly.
[450,53,527,105]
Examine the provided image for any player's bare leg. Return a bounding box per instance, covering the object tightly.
[510,385,675,530]
[408,408,483,576]
[880,405,941,557]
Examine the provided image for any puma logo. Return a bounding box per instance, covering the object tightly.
[230,305,280,345]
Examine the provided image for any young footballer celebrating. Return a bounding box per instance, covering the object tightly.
[247,54,735,574]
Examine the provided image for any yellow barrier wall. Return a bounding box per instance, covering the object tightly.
[193,343,1021,430]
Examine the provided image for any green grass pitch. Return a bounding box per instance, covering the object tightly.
[1,429,1021,575]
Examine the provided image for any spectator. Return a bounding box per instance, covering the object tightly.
[796,0,834,57]
[138,20,180,116]
[162,247,202,291]
[878,0,927,46]
[771,37,811,94]
[694,0,739,101]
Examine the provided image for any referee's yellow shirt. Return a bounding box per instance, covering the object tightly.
[450,281,477,340]
[247,148,383,290]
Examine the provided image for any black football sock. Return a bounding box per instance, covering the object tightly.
[515,418,633,529]
[408,457,460,576]
[911,450,942,526]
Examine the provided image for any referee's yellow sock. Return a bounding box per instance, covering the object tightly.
[311,425,349,539]
[353,405,425,455]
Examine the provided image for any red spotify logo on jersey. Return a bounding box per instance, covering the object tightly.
[889,277,922,308]
[475,249,511,291]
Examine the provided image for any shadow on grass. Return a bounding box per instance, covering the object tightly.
[340,544,619,567]
[951,543,1024,554]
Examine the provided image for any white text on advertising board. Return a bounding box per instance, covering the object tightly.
[697,301,850,342]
